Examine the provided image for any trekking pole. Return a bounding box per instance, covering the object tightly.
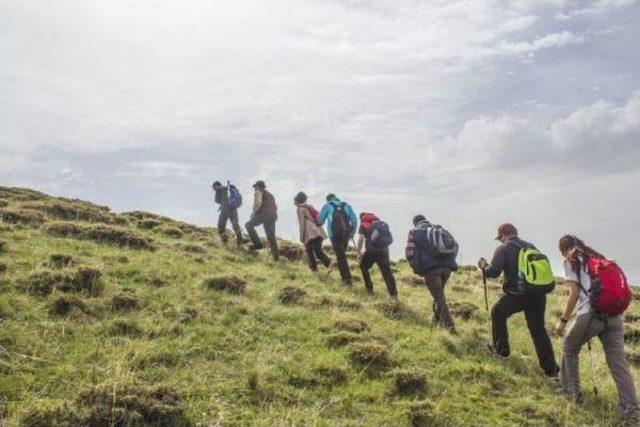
[482,268,489,312]
[587,339,599,398]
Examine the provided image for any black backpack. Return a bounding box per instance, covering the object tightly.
[331,203,351,240]
[370,221,393,248]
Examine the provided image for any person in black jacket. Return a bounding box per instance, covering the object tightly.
[245,180,279,261]
[212,181,243,247]
[405,215,457,331]
[478,223,559,377]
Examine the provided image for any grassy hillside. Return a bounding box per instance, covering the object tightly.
[1,186,640,426]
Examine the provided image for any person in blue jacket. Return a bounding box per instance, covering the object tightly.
[317,194,358,286]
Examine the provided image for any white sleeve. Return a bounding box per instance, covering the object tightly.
[564,260,579,282]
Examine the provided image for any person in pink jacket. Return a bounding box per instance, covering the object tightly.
[294,192,331,272]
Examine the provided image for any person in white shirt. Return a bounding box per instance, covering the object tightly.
[555,235,639,423]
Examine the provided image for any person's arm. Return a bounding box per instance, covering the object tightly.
[356,234,365,258]
[297,208,306,243]
[405,231,415,261]
[317,204,330,226]
[483,246,506,278]
[252,190,262,217]
[555,282,580,336]
[214,189,222,204]
[347,205,358,237]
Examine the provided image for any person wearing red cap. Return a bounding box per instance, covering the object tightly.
[356,212,398,300]
[478,223,559,378]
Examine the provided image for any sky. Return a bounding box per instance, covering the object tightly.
[1,0,639,281]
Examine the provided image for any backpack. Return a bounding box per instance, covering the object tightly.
[369,221,393,248]
[510,241,555,295]
[580,257,631,316]
[227,181,242,209]
[426,224,458,256]
[331,202,352,240]
[307,206,321,226]
[408,223,457,275]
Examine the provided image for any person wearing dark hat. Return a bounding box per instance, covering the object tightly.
[245,180,279,261]
[478,223,559,378]
[212,181,244,247]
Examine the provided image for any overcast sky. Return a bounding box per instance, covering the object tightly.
[1,0,639,280]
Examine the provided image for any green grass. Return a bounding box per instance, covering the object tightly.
[1,186,639,425]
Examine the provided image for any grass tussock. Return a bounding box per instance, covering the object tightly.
[0,208,45,226]
[111,293,139,312]
[21,267,102,297]
[401,275,424,286]
[278,241,305,261]
[449,302,479,320]
[376,300,419,321]
[109,319,143,338]
[137,218,163,229]
[203,275,247,294]
[19,199,115,224]
[624,325,640,344]
[278,286,306,305]
[347,341,393,376]
[174,242,207,254]
[334,318,369,333]
[160,226,185,238]
[42,221,155,250]
[393,368,428,397]
[46,253,78,268]
[325,331,363,348]
[50,294,90,317]
[316,294,363,311]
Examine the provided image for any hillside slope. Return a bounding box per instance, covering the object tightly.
[1,186,640,426]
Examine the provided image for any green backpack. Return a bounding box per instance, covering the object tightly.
[511,241,555,294]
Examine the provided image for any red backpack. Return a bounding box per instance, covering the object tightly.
[585,257,632,316]
[307,206,321,226]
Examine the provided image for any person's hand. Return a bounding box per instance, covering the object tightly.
[356,252,362,263]
[477,258,488,270]
[555,320,566,337]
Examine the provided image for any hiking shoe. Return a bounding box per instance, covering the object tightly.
[486,344,508,360]
[248,244,264,251]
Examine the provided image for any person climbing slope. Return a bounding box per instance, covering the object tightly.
[555,235,639,423]
[245,180,279,261]
[478,223,559,378]
[405,214,458,331]
[294,191,331,272]
[317,193,358,286]
[356,212,397,300]
[212,180,244,247]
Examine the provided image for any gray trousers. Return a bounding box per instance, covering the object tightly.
[424,267,454,330]
[561,312,639,415]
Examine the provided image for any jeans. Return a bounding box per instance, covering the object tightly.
[305,236,330,271]
[360,250,397,297]
[424,267,454,330]
[245,215,279,261]
[561,313,639,415]
[217,207,243,245]
[331,236,352,284]
[492,293,559,376]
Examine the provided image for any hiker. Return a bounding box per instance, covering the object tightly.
[356,212,397,300]
[245,180,279,261]
[478,223,559,377]
[294,191,331,272]
[317,194,358,286]
[405,215,458,331]
[212,181,244,247]
[555,235,639,422]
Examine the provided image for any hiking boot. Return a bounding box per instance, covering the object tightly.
[390,295,398,302]
[555,387,583,403]
[248,244,264,252]
[486,344,508,360]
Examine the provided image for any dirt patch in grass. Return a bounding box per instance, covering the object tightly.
[408,399,440,427]
[111,294,139,312]
[50,294,90,317]
[449,302,478,320]
[278,286,306,305]
[393,369,428,397]
[42,221,155,250]
[347,341,393,376]
[401,275,424,286]
[325,331,363,348]
[278,241,305,261]
[203,275,247,294]
[46,253,79,268]
[334,318,369,333]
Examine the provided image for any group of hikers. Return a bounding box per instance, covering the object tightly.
[212,180,639,424]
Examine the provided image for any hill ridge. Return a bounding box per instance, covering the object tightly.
[1,185,640,425]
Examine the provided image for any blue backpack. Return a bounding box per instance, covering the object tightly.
[227,181,242,209]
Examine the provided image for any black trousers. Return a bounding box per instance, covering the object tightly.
[492,293,559,376]
[217,207,243,244]
[330,236,352,283]
[360,250,397,297]
[305,236,330,271]
[245,215,279,261]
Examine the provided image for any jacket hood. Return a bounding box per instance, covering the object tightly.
[360,212,380,229]
[415,219,431,229]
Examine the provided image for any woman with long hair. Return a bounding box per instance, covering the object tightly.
[294,191,331,272]
[555,235,639,423]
